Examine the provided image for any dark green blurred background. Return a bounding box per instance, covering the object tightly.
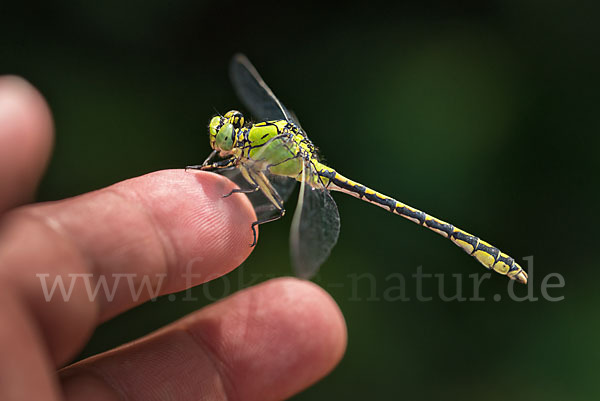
[2,1,598,399]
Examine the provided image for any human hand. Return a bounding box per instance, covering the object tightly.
[0,76,347,401]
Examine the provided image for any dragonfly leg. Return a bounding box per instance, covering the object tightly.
[201,149,218,166]
[246,168,287,247]
[222,165,262,198]
[186,157,238,172]
[250,207,286,247]
[223,185,260,198]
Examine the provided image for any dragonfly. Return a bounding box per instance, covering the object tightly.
[186,54,528,284]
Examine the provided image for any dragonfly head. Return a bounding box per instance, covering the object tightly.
[208,110,244,153]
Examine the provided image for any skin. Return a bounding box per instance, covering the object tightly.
[0,76,347,401]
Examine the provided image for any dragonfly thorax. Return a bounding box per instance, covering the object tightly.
[208,110,245,153]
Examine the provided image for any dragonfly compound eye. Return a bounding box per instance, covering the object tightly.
[215,122,235,151]
[224,110,245,129]
[208,116,223,149]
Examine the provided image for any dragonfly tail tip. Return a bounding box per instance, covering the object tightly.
[513,270,528,285]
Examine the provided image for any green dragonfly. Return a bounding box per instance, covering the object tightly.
[187,54,528,284]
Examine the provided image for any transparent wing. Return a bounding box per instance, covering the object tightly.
[287,109,305,132]
[212,134,298,221]
[290,162,341,279]
[266,171,297,204]
[230,54,301,125]
[214,163,295,221]
[249,171,297,221]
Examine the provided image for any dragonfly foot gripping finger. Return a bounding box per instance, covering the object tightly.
[249,209,286,247]
[223,186,260,198]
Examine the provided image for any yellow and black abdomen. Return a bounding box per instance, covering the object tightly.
[316,166,527,283]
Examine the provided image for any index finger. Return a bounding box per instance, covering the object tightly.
[0,170,257,365]
[0,76,54,213]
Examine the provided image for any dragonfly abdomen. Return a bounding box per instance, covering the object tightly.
[318,167,527,284]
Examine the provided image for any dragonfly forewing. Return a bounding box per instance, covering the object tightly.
[290,161,341,279]
[230,54,294,123]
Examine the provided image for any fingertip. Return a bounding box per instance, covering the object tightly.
[117,169,258,291]
[9,169,258,328]
[0,169,259,369]
[0,75,53,212]
[256,277,348,364]
[189,277,347,401]
[59,278,347,401]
